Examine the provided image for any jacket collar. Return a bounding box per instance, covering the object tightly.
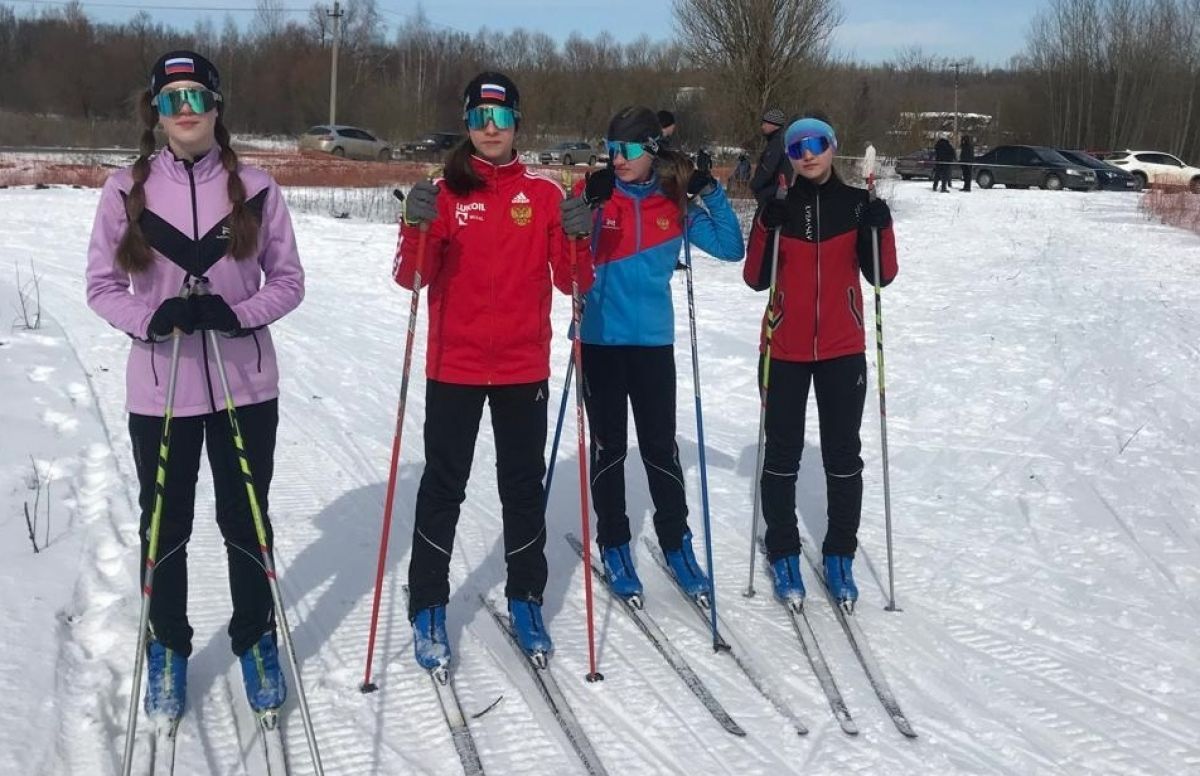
[791,169,843,196]
[152,144,223,185]
[615,171,661,201]
[469,153,525,188]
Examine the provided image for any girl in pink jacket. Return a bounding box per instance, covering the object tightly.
[85,50,303,721]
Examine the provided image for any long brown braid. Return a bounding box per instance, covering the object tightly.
[214,119,260,259]
[654,147,695,224]
[115,91,158,273]
[114,93,260,273]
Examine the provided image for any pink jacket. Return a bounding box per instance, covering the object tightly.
[86,149,304,417]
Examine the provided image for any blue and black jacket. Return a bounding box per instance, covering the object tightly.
[576,175,744,346]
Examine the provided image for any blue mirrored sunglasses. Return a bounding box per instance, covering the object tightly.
[464,105,518,131]
[606,140,653,161]
[786,135,832,159]
[154,88,221,117]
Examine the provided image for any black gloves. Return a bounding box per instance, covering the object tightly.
[147,297,194,338]
[862,198,892,229]
[687,168,716,197]
[584,166,615,206]
[404,180,439,225]
[761,199,789,230]
[560,196,593,237]
[190,294,241,333]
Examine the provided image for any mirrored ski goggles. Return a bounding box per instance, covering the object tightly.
[605,140,655,161]
[786,135,832,159]
[154,87,221,117]
[464,105,518,131]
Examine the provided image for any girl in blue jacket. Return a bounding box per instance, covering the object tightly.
[579,106,744,603]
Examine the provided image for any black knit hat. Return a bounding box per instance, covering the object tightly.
[656,110,676,129]
[150,50,221,96]
[462,71,521,116]
[606,106,662,152]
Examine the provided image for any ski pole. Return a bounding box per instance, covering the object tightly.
[863,146,899,612]
[121,293,187,776]
[745,175,790,598]
[543,351,574,507]
[194,281,325,775]
[363,194,428,692]
[681,216,729,652]
[568,235,602,683]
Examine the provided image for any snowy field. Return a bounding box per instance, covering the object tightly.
[1,180,1198,775]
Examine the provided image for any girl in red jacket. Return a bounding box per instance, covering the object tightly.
[392,72,593,670]
[743,115,898,611]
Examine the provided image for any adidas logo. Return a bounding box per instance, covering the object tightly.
[512,191,530,204]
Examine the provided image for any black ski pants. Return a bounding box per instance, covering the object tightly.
[760,354,867,561]
[407,379,549,618]
[581,344,690,552]
[960,163,973,191]
[130,399,278,658]
[933,163,952,191]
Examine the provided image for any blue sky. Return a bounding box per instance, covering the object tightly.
[32,0,1043,66]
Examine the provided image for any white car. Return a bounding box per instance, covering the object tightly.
[1105,150,1200,192]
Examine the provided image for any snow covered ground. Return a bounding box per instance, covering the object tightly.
[1,180,1198,775]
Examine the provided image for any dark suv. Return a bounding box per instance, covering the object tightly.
[1056,150,1138,191]
[971,145,1096,191]
[399,131,464,160]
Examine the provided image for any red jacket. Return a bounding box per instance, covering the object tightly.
[744,174,898,362]
[393,154,592,385]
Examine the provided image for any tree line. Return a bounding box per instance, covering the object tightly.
[1,0,1198,161]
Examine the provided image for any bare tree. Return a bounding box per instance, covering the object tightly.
[673,0,842,144]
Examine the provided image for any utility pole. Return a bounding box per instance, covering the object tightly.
[328,1,343,126]
[950,61,964,139]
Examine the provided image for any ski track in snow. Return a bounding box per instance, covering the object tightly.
[1,183,1198,775]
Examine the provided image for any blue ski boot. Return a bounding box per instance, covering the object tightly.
[663,532,712,603]
[144,638,187,719]
[601,542,644,604]
[824,554,859,611]
[508,597,553,668]
[239,633,288,712]
[411,605,451,674]
[770,554,806,610]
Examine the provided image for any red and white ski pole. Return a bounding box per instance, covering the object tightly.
[362,190,429,691]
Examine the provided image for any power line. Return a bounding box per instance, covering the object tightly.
[6,0,310,13]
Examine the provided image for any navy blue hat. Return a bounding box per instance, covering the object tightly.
[150,50,221,96]
[462,71,520,115]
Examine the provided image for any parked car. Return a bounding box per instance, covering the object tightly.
[971,145,1096,191]
[1056,150,1138,191]
[895,148,963,180]
[539,141,599,166]
[399,131,464,160]
[1103,150,1200,192]
[298,125,392,161]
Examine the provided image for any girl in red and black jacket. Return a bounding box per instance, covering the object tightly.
[743,115,898,610]
[392,72,594,670]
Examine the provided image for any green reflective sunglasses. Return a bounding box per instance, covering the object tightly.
[464,105,518,131]
[606,140,655,161]
[154,88,221,117]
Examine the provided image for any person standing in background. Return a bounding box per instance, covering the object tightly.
[750,107,793,206]
[933,135,955,193]
[657,110,677,150]
[959,134,975,192]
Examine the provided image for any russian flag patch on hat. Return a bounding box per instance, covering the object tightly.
[480,83,507,102]
[164,57,195,75]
